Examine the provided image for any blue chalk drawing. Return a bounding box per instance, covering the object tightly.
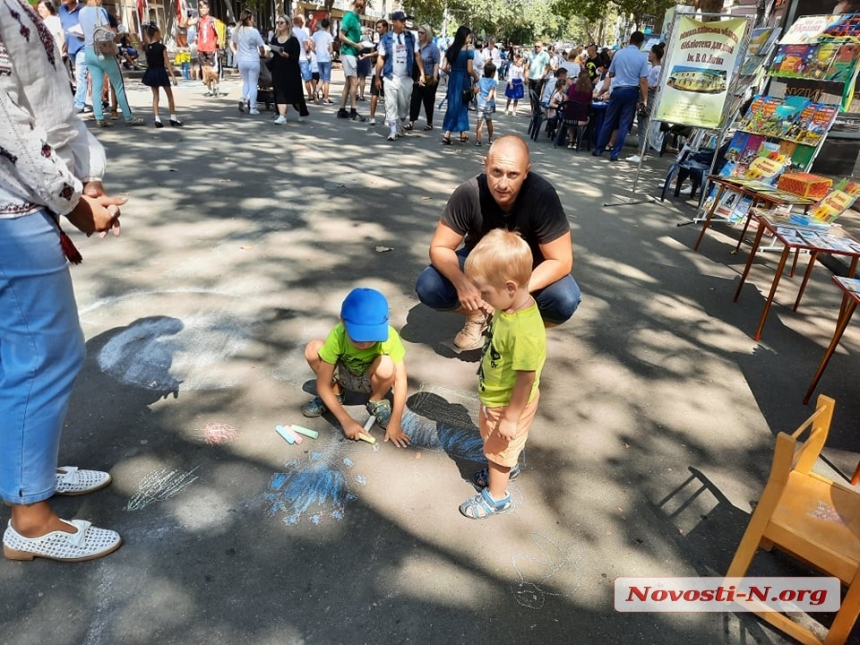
[264,441,367,527]
[400,411,486,463]
[510,533,584,610]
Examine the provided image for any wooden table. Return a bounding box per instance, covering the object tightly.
[693,177,815,252]
[804,276,860,405]
[733,212,860,340]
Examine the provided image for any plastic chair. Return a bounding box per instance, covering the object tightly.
[526,88,545,141]
[727,394,860,645]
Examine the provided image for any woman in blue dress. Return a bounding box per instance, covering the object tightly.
[441,26,476,144]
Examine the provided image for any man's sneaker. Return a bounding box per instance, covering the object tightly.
[453,312,489,350]
[336,108,349,118]
[366,399,392,428]
[301,393,343,418]
[367,117,376,125]
[273,115,287,125]
[626,154,643,163]
[75,105,93,114]
[249,109,261,115]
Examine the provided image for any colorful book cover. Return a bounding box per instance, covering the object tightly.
[780,15,833,45]
[790,144,816,170]
[725,132,749,162]
[759,96,810,137]
[738,134,766,166]
[778,139,798,160]
[825,44,860,83]
[783,102,817,142]
[744,156,785,184]
[820,14,860,43]
[806,43,841,79]
[810,180,860,222]
[776,45,815,77]
[742,97,787,134]
[795,104,838,146]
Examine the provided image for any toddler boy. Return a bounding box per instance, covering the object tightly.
[459,230,546,518]
[302,288,410,447]
[474,62,498,146]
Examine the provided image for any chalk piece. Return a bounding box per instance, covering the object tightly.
[363,416,376,431]
[291,424,319,439]
[358,432,376,444]
[289,428,303,444]
[275,425,295,445]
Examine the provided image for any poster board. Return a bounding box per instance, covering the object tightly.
[653,15,752,128]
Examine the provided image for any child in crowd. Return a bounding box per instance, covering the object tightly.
[302,288,410,447]
[545,73,569,139]
[504,54,524,116]
[142,23,183,128]
[458,230,546,519]
[474,62,498,146]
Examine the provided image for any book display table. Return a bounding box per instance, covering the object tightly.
[733,210,860,340]
[694,177,815,251]
[804,276,860,405]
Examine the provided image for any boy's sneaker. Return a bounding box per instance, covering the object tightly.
[336,108,349,118]
[367,117,376,125]
[301,393,343,418]
[365,399,392,428]
[453,312,489,350]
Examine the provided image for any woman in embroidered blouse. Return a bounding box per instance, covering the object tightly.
[0,0,126,562]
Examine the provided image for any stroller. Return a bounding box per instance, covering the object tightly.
[257,56,275,111]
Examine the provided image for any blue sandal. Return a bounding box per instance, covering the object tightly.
[471,464,521,491]
[459,488,512,519]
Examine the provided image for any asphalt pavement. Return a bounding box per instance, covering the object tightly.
[3,71,860,645]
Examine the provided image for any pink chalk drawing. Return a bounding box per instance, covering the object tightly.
[199,422,240,445]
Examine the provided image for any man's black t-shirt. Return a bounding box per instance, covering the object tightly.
[440,172,570,267]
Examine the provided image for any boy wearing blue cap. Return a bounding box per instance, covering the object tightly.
[302,288,410,447]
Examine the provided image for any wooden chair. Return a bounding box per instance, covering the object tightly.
[727,395,860,644]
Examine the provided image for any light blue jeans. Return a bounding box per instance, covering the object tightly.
[0,212,86,504]
[84,46,134,121]
[73,49,88,110]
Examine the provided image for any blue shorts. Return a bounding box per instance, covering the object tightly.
[298,59,312,81]
[317,60,332,82]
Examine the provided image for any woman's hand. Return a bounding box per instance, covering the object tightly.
[66,193,127,238]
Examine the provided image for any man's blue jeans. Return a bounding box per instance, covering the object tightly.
[415,248,582,325]
[73,49,88,110]
[0,212,86,504]
[595,85,639,159]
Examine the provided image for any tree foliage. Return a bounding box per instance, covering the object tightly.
[552,0,676,33]
[402,0,568,42]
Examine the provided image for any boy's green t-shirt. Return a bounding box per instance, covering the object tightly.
[340,11,362,57]
[318,322,405,376]
[477,303,546,407]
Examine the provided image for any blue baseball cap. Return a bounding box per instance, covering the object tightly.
[390,10,407,21]
[341,288,390,342]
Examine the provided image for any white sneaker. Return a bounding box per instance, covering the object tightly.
[3,519,121,562]
[367,118,377,125]
[249,108,260,115]
[387,132,397,141]
[273,115,286,125]
[54,467,112,496]
[627,155,642,163]
[678,186,693,196]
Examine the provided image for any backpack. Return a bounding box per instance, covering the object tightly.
[93,9,118,58]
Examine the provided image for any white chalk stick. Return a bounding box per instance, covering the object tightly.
[363,415,376,431]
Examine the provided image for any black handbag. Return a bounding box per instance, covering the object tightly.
[462,85,474,104]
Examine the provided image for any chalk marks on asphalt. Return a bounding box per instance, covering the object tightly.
[127,468,199,511]
[510,533,584,610]
[264,439,368,527]
[198,422,240,445]
[97,313,250,391]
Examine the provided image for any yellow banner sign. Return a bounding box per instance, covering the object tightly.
[655,16,749,128]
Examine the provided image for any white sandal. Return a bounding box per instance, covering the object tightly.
[55,467,112,496]
[3,519,121,562]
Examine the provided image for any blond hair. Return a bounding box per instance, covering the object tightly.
[464,229,533,288]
